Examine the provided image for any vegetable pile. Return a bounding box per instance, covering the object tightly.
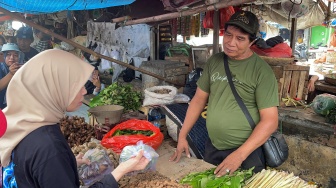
[244,169,317,188]
[311,94,336,117]
[60,116,95,147]
[71,140,120,169]
[112,129,154,137]
[89,82,142,112]
[180,168,253,188]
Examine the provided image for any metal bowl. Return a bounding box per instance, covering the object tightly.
[88,105,124,124]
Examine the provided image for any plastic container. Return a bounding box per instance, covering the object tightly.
[148,108,161,122]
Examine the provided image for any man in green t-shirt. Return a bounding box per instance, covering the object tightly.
[170,10,279,176]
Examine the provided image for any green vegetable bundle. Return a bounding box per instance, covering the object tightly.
[311,94,336,116]
[89,82,142,112]
[180,168,253,188]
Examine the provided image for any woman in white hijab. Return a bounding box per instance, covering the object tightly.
[0,49,149,188]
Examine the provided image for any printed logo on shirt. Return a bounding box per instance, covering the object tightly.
[211,72,242,84]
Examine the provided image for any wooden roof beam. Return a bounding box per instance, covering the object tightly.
[121,0,255,26]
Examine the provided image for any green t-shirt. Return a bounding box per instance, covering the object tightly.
[197,52,279,150]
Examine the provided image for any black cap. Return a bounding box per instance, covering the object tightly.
[16,27,34,40]
[225,10,259,36]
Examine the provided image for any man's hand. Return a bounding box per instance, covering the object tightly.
[169,137,190,163]
[307,75,319,92]
[214,150,244,177]
[9,63,21,75]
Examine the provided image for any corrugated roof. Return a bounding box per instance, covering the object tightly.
[0,0,135,14]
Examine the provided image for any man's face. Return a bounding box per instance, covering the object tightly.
[5,51,19,66]
[17,38,32,52]
[223,26,253,60]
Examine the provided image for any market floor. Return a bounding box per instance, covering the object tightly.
[65,104,90,122]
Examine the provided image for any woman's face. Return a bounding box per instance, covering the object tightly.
[5,51,19,66]
[66,86,87,112]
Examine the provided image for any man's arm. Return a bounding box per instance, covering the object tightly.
[214,106,278,176]
[170,87,209,162]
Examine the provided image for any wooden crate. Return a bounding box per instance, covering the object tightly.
[271,65,309,106]
[165,56,193,71]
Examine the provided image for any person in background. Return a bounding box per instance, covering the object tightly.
[170,10,279,176]
[15,26,38,62]
[85,67,105,95]
[33,27,53,52]
[4,36,16,44]
[0,43,23,109]
[0,49,150,188]
[0,35,6,46]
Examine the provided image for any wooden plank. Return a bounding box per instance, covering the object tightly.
[315,81,336,94]
[279,78,284,102]
[164,66,189,76]
[165,56,194,71]
[289,71,300,98]
[284,64,310,71]
[156,139,215,181]
[271,66,284,80]
[297,71,307,99]
[282,71,292,98]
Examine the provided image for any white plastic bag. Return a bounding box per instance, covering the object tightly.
[119,141,159,174]
[110,49,123,83]
[90,44,101,62]
[173,93,190,103]
[143,86,177,106]
[101,47,112,70]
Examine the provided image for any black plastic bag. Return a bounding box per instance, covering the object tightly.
[123,58,135,82]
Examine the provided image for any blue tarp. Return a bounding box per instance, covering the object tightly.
[0,0,135,14]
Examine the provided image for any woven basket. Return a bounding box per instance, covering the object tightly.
[260,56,294,66]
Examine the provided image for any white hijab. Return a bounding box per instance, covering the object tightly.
[0,49,94,166]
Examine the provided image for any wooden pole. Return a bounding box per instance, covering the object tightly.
[212,10,220,54]
[111,16,131,23]
[0,7,184,87]
[290,18,297,56]
[122,0,254,26]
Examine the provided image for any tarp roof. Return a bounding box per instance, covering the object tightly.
[0,0,135,14]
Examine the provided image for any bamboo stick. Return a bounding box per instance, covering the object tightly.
[0,7,184,87]
[122,0,255,26]
[111,16,132,23]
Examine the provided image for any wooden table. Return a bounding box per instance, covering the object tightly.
[315,81,336,95]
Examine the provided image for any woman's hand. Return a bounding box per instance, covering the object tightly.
[75,153,90,166]
[112,150,150,181]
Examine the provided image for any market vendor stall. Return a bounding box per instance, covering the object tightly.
[159,102,336,187]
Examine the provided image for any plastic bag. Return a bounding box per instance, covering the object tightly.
[119,141,159,174]
[90,44,101,62]
[311,93,336,116]
[173,93,190,103]
[77,148,114,186]
[143,86,177,106]
[101,119,164,154]
[101,47,112,70]
[110,49,123,83]
[250,43,292,58]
